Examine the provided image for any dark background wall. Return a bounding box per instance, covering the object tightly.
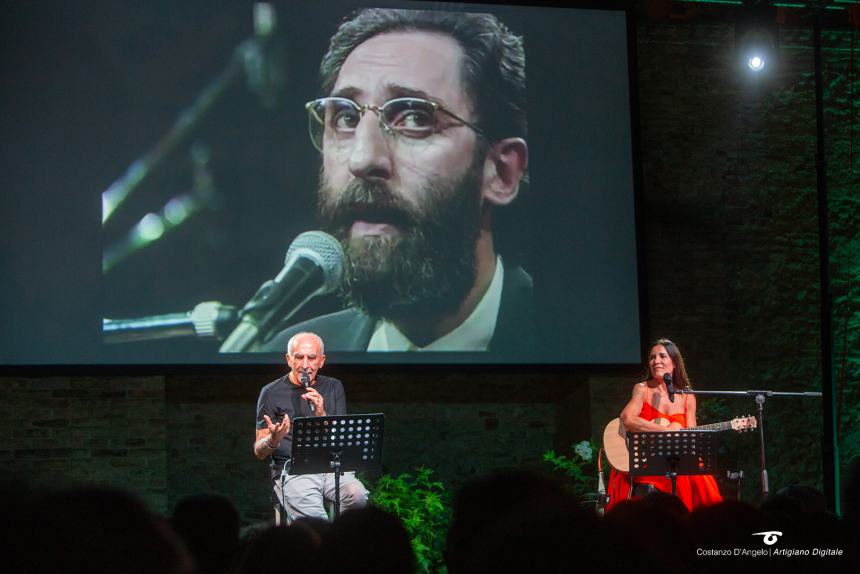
[2,6,858,523]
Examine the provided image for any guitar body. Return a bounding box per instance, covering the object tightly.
[602,415,756,472]
[602,418,629,472]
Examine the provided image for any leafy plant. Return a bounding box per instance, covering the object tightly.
[543,439,599,496]
[366,467,451,574]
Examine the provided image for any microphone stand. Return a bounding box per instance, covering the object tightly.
[101,4,283,225]
[103,301,238,343]
[677,388,821,499]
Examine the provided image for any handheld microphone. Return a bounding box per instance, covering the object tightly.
[300,369,315,415]
[219,231,344,352]
[663,373,675,403]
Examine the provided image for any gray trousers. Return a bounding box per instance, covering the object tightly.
[274,471,368,522]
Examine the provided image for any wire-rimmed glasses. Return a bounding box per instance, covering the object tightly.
[305,96,483,154]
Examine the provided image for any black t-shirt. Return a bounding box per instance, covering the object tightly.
[256,373,347,480]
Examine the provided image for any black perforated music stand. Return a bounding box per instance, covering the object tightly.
[289,413,384,518]
[627,430,717,497]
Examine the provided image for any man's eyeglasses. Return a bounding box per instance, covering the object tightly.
[304,96,484,153]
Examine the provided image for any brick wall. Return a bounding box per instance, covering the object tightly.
[0,376,168,512]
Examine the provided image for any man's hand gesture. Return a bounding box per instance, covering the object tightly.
[264,414,290,443]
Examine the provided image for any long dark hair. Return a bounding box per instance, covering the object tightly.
[644,338,693,390]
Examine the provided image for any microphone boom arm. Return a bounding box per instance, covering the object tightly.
[101,4,282,224]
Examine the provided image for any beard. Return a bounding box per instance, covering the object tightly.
[316,156,484,322]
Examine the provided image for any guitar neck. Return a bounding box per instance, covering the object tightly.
[694,420,736,432]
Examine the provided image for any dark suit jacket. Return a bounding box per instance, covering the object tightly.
[260,264,534,354]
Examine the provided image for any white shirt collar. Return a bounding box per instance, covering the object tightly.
[366,255,505,352]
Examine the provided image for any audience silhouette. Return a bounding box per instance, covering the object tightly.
[5,471,857,574]
[172,493,241,574]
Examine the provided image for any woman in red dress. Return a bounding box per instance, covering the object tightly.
[606,338,723,512]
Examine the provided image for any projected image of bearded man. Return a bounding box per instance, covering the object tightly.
[263,9,533,353]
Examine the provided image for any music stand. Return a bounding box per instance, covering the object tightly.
[289,413,384,518]
[628,430,717,497]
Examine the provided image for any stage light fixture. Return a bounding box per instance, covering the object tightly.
[747,54,766,71]
[736,19,779,76]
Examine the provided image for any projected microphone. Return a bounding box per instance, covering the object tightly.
[219,231,344,353]
[300,369,315,414]
[103,302,239,343]
[664,372,675,403]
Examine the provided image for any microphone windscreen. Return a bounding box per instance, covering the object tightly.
[284,231,344,293]
[663,372,673,385]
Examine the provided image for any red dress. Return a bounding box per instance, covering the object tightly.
[606,400,723,512]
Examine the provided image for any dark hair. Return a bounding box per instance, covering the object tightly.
[322,507,415,574]
[446,471,603,574]
[645,338,693,390]
[319,8,527,143]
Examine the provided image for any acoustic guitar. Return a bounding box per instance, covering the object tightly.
[602,415,757,472]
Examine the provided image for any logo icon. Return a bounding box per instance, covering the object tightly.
[752,531,783,545]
